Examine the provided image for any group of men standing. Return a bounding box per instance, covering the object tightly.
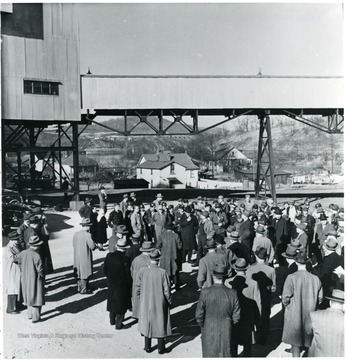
[5,206,52,322]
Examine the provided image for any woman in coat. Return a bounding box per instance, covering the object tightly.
[136,250,172,354]
[179,206,199,263]
[96,209,108,250]
[5,231,22,314]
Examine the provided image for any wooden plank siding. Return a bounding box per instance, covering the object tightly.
[81,76,344,112]
[1,3,80,122]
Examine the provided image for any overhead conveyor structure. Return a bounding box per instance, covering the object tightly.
[80,74,344,201]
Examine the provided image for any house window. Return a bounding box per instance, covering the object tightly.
[24,80,60,95]
[151,169,153,175]
[170,163,175,175]
[140,168,142,174]
[190,171,195,178]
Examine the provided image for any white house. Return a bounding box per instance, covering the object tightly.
[136,152,199,188]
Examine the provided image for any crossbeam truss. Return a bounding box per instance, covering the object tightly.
[2,121,89,198]
[2,106,343,201]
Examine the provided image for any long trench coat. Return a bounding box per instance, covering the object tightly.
[136,263,172,338]
[179,213,199,251]
[131,253,151,319]
[18,248,45,306]
[282,269,323,347]
[73,229,96,280]
[5,242,21,298]
[104,251,132,314]
[157,229,182,276]
[195,284,240,358]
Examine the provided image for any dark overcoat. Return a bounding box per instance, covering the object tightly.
[136,263,172,338]
[104,251,132,314]
[282,269,323,347]
[238,219,255,253]
[131,253,151,319]
[179,213,199,251]
[97,216,108,244]
[197,251,228,288]
[157,229,182,276]
[195,284,240,358]
[18,248,45,306]
[73,229,96,279]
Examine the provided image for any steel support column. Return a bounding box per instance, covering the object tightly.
[29,127,36,192]
[72,122,80,201]
[255,114,277,202]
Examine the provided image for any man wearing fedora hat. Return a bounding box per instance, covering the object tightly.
[295,222,308,252]
[108,203,124,234]
[195,263,240,357]
[305,289,344,357]
[108,225,128,253]
[225,258,262,316]
[104,238,132,329]
[179,205,199,264]
[18,235,45,322]
[247,247,276,345]
[282,252,323,357]
[315,213,336,247]
[270,206,290,264]
[17,212,31,250]
[312,236,343,309]
[252,225,274,264]
[157,222,182,290]
[73,218,97,294]
[78,197,93,219]
[227,231,250,264]
[197,239,228,289]
[125,233,142,263]
[153,193,163,210]
[136,249,172,354]
[153,204,167,246]
[193,210,215,267]
[5,231,22,314]
[120,194,129,217]
[23,215,39,249]
[131,241,154,319]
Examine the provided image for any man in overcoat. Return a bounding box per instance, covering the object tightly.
[131,241,154,319]
[312,237,343,309]
[197,239,228,289]
[157,222,182,290]
[153,204,167,246]
[282,252,323,357]
[179,205,199,263]
[18,235,45,323]
[305,289,344,357]
[104,238,132,329]
[238,210,255,256]
[195,264,240,358]
[78,197,93,219]
[246,247,276,345]
[271,207,290,264]
[108,225,128,253]
[5,231,22,314]
[136,249,172,354]
[252,225,274,264]
[315,213,336,246]
[108,203,124,234]
[73,218,97,294]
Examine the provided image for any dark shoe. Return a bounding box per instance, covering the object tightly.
[115,323,130,330]
[158,348,171,355]
[144,348,151,353]
[110,320,115,326]
[7,311,20,315]
[32,319,41,323]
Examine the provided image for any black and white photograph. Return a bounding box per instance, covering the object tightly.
[1,2,344,358]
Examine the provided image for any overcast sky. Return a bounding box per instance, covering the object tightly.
[78,3,343,76]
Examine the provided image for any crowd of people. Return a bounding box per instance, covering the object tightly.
[4,190,345,357]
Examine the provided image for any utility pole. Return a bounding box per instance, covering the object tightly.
[330,142,334,173]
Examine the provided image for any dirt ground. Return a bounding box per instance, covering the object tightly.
[2,197,344,358]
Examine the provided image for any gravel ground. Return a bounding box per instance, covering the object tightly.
[2,197,343,358]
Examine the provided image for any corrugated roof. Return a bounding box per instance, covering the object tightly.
[141,153,199,170]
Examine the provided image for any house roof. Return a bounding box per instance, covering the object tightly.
[137,160,172,170]
[63,154,99,167]
[140,153,199,170]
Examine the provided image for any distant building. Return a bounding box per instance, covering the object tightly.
[136,152,199,188]
[214,145,253,173]
[235,168,291,185]
[63,154,99,176]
